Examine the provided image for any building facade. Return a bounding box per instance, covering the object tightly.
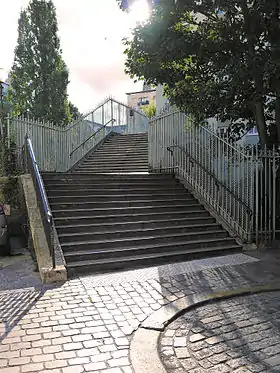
[126,89,156,112]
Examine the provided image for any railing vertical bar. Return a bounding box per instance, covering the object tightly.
[272,146,276,241]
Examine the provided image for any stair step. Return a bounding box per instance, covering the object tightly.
[52,204,205,217]
[43,173,173,181]
[57,217,217,234]
[79,163,148,168]
[91,152,148,157]
[75,167,149,171]
[54,210,211,225]
[62,231,229,251]
[46,188,187,196]
[45,182,180,189]
[76,167,149,171]
[82,157,147,162]
[102,142,148,146]
[64,237,238,262]
[49,194,194,202]
[93,146,148,151]
[67,245,240,274]
[59,223,222,243]
[50,198,199,209]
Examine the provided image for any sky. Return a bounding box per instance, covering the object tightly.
[0,0,147,113]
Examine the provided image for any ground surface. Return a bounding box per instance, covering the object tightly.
[160,292,280,373]
[1,249,280,373]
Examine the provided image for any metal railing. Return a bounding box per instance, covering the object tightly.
[10,98,149,172]
[149,111,280,246]
[70,118,116,159]
[23,135,55,268]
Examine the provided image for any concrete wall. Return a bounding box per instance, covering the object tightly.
[155,85,169,115]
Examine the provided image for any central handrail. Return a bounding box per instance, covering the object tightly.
[24,135,55,268]
[70,118,116,158]
[167,144,253,215]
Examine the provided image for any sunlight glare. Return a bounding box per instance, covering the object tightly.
[129,0,150,25]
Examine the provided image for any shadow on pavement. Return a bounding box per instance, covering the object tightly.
[158,252,280,373]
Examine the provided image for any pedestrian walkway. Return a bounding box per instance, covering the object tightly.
[160,292,280,373]
[1,250,280,372]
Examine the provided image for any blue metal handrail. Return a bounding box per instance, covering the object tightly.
[25,135,55,268]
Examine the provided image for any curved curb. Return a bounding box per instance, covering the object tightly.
[131,282,280,373]
[131,328,167,373]
[142,282,280,331]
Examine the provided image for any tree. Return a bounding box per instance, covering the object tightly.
[69,102,81,121]
[141,99,156,118]
[7,0,71,126]
[121,0,280,148]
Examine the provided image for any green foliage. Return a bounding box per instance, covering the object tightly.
[141,99,156,118]
[122,0,280,147]
[2,177,21,208]
[69,102,81,121]
[7,0,71,126]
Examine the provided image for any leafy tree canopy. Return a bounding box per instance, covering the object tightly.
[69,102,81,121]
[122,0,280,147]
[141,99,156,118]
[8,0,74,126]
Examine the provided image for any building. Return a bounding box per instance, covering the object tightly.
[155,84,170,115]
[126,87,156,112]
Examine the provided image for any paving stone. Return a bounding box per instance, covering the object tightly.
[3,253,280,373]
[45,359,68,369]
[69,356,90,365]
[108,357,130,367]
[175,348,190,359]
[55,351,77,359]
[32,353,55,362]
[62,366,85,373]
[21,347,42,356]
[1,368,21,373]
[9,356,31,366]
[21,362,44,372]
[174,337,187,347]
[189,333,205,343]
[160,292,280,373]
[90,352,111,363]
[85,361,107,371]
[115,337,129,346]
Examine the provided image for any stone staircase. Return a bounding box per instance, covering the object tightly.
[42,133,241,275]
[74,132,149,173]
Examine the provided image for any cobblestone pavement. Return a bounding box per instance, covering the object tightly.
[1,251,280,372]
[160,292,280,373]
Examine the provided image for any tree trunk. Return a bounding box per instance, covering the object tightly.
[255,101,268,148]
[275,96,280,145]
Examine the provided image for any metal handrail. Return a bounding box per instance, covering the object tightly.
[24,135,55,268]
[70,118,116,158]
[167,144,253,215]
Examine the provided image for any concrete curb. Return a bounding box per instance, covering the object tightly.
[20,175,67,284]
[131,283,280,373]
[142,282,280,331]
[131,328,167,373]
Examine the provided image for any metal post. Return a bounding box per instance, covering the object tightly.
[0,81,3,138]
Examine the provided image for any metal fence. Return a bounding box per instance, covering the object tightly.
[149,111,280,246]
[8,97,148,172]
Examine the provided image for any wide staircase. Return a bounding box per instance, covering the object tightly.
[42,133,241,275]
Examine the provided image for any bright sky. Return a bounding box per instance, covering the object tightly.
[0,0,149,113]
